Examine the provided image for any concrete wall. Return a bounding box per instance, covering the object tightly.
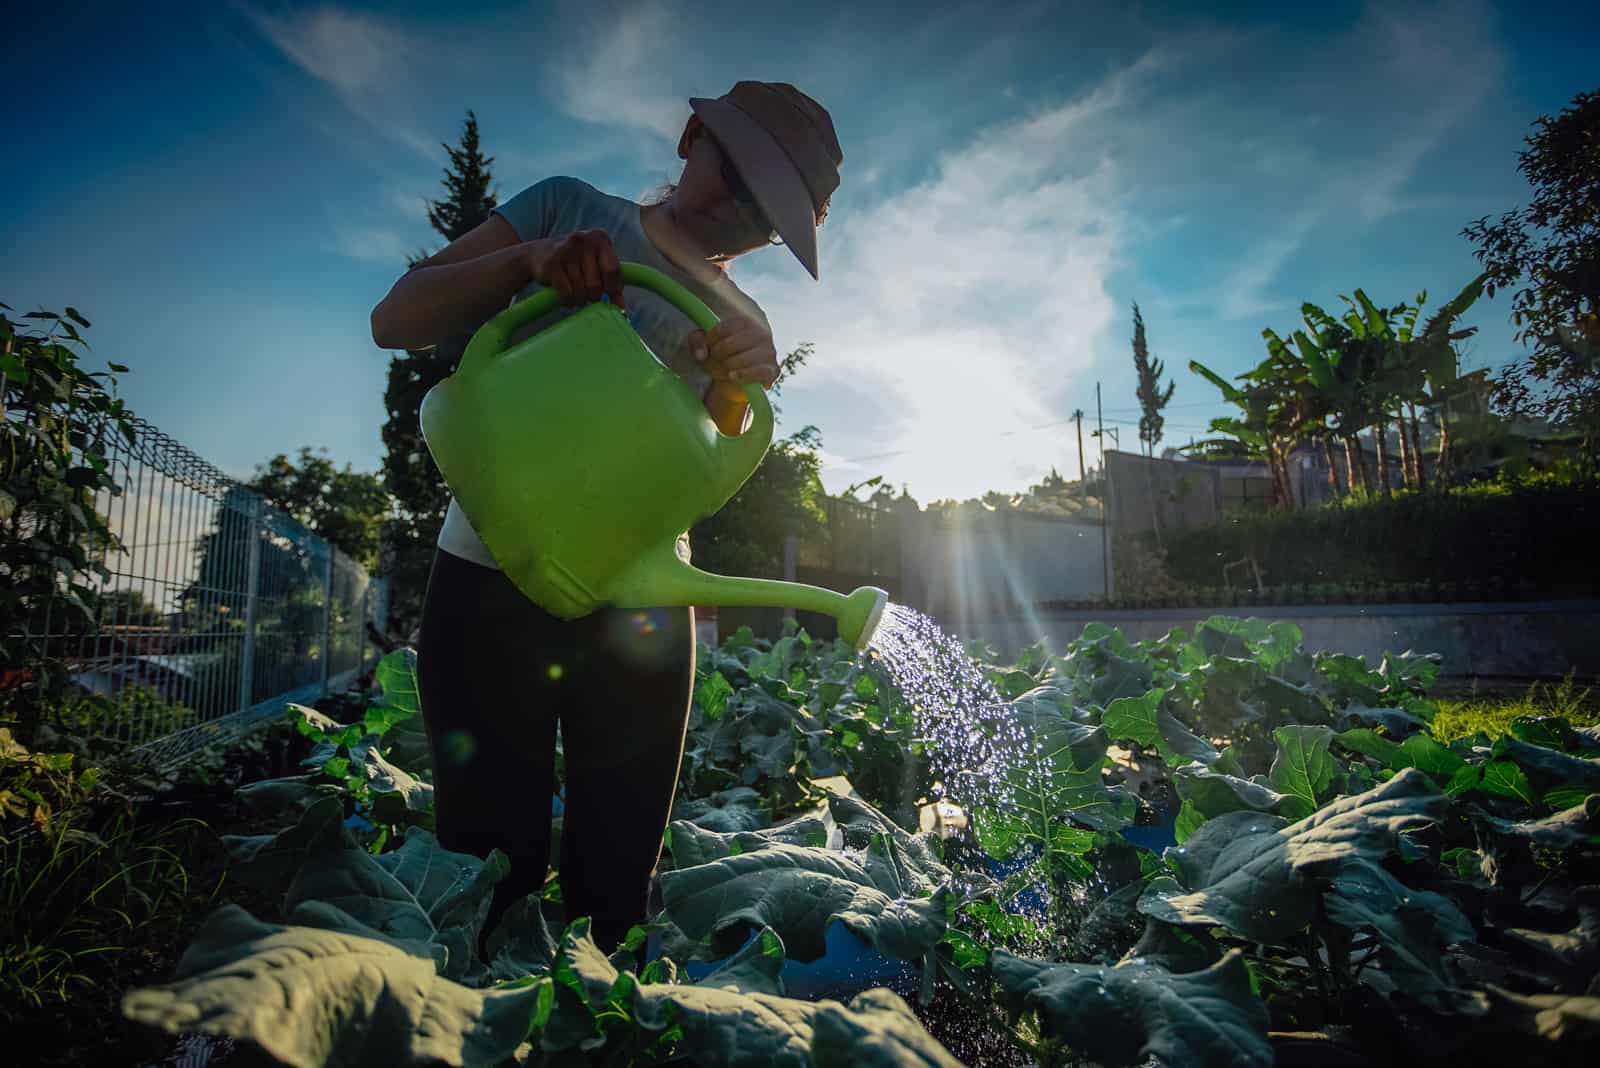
[1105,449,1226,535]
[939,600,1600,683]
[901,511,1109,619]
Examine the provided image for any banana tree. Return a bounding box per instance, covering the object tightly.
[1394,274,1488,486]
[1262,320,1348,496]
[1187,356,1307,508]
[1284,289,1427,496]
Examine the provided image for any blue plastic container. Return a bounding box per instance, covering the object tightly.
[1121,808,1178,853]
[645,922,915,1000]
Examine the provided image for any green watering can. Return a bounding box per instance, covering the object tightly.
[419,262,889,651]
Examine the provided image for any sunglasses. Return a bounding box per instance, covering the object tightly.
[710,135,784,246]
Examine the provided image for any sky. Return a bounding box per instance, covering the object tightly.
[6,0,1597,505]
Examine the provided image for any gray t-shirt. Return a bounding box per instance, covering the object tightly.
[436,176,770,570]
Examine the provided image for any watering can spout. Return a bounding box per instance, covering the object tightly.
[606,541,889,652]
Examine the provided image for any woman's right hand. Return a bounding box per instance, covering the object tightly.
[526,230,626,312]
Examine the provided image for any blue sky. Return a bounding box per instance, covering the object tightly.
[6,0,1596,504]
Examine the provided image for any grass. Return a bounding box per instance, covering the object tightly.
[1432,675,1598,742]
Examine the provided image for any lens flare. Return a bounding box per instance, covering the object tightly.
[441,728,477,767]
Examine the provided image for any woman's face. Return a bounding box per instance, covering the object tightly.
[670,118,779,260]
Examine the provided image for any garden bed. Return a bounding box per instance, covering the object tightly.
[5,616,1600,1067]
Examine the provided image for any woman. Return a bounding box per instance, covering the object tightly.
[369,81,844,953]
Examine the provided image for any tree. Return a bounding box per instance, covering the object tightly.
[246,446,391,572]
[381,110,500,638]
[1130,303,1175,456]
[1,303,136,743]
[1463,88,1600,461]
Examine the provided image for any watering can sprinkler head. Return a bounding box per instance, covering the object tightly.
[840,586,890,652]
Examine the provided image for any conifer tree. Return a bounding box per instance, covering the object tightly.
[1131,302,1176,456]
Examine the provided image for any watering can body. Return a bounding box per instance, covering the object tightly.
[419,263,887,649]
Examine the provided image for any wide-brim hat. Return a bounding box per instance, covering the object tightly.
[689,81,843,280]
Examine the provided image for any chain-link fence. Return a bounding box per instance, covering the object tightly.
[19,415,386,771]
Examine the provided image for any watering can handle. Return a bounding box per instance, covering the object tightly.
[458,262,774,460]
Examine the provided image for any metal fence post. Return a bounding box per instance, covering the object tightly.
[238,496,262,712]
[782,535,799,623]
[321,551,334,696]
[358,581,369,677]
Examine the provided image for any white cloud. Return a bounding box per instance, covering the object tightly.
[385,185,433,224]
[327,225,412,266]
[739,58,1156,502]
[542,0,698,146]
[231,1,438,159]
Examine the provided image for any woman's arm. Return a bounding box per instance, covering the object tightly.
[371,213,551,350]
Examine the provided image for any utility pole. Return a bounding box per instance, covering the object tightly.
[1097,383,1109,601]
[1073,409,1086,483]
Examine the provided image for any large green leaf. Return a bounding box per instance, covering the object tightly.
[828,794,952,898]
[1101,688,1218,767]
[1176,766,1291,819]
[284,823,509,982]
[1494,736,1600,792]
[223,796,347,900]
[357,742,434,812]
[654,842,950,965]
[1337,704,1430,738]
[544,918,962,1066]
[1267,725,1337,819]
[695,926,788,996]
[672,786,769,833]
[482,893,559,984]
[1321,857,1475,1003]
[1122,919,1225,974]
[1060,632,1156,707]
[121,905,544,1068]
[1010,687,1108,768]
[1501,886,1600,982]
[1480,760,1539,805]
[1139,769,1450,945]
[1469,794,1600,850]
[807,988,966,1066]
[665,813,829,869]
[991,948,1272,1068]
[1102,688,1165,751]
[235,774,344,819]
[374,647,421,715]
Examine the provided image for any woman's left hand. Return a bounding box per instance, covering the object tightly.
[688,315,778,390]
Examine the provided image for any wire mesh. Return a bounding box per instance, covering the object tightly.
[12,413,386,770]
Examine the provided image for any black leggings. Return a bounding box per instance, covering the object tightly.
[416,548,695,952]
